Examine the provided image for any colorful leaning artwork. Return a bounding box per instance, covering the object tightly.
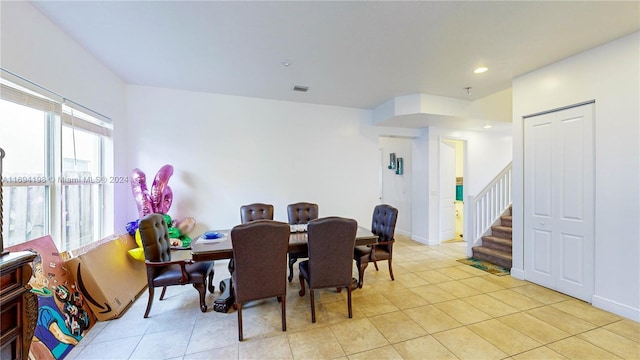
[7,236,93,360]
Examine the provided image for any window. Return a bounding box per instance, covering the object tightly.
[1,74,112,251]
[1,100,49,244]
[61,122,104,250]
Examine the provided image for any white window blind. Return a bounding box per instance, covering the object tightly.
[0,82,61,114]
[62,105,112,137]
[1,69,112,136]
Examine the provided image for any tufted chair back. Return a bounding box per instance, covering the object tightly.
[240,203,274,224]
[287,202,319,224]
[139,213,172,279]
[371,204,398,253]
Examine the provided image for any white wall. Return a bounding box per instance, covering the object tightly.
[512,32,640,321]
[126,85,382,231]
[379,137,412,236]
[0,1,127,235]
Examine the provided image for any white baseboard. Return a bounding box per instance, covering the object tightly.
[410,234,428,245]
[512,270,638,321]
[510,267,525,280]
[592,295,640,322]
[396,229,411,237]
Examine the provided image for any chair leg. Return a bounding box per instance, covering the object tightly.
[237,303,243,341]
[310,289,316,323]
[288,255,298,282]
[373,259,379,271]
[281,295,287,332]
[193,282,208,313]
[159,286,167,300]
[357,261,369,289]
[388,258,394,281]
[347,285,352,319]
[298,273,306,296]
[144,287,155,318]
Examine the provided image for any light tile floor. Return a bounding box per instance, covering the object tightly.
[67,236,639,359]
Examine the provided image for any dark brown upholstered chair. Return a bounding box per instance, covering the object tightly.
[240,203,274,224]
[138,213,215,318]
[354,204,398,288]
[231,220,290,341]
[286,202,319,282]
[230,203,275,274]
[298,217,357,323]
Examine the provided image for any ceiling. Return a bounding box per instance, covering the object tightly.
[31,1,639,113]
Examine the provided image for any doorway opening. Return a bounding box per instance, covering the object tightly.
[439,139,465,243]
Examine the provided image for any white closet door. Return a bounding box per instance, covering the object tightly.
[524,103,594,302]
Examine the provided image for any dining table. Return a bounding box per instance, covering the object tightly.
[190,226,378,313]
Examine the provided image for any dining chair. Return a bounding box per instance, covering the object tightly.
[354,204,398,288]
[231,203,275,274]
[286,202,319,282]
[231,220,290,341]
[298,216,357,323]
[240,203,274,223]
[138,213,215,318]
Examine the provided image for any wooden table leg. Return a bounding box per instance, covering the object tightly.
[213,278,235,313]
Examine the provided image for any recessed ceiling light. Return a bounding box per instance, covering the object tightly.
[483,124,492,129]
[474,67,488,74]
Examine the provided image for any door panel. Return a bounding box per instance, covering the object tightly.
[559,116,585,220]
[531,228,553,286]
[560,233,584,284]
[439,140,456,242]
[524,103,594,302]
[532,122,553,217]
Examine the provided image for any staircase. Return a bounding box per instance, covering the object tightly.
[472,206,512,269]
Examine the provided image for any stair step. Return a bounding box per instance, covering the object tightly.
[482,236,512,252]
[472,246,512,269]
[491,225,512,239]
[501,215,512,227]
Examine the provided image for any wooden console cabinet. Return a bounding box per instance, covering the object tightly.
[1,251,38,360]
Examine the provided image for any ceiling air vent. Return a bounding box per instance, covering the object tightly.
[293,85,309,92]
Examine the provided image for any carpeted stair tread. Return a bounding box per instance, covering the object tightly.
[491,225,512,239]
[472,246,512,269]
[482,236,512,252]
[491,225,512,233]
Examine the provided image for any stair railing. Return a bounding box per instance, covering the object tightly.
[465,162,512,256]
